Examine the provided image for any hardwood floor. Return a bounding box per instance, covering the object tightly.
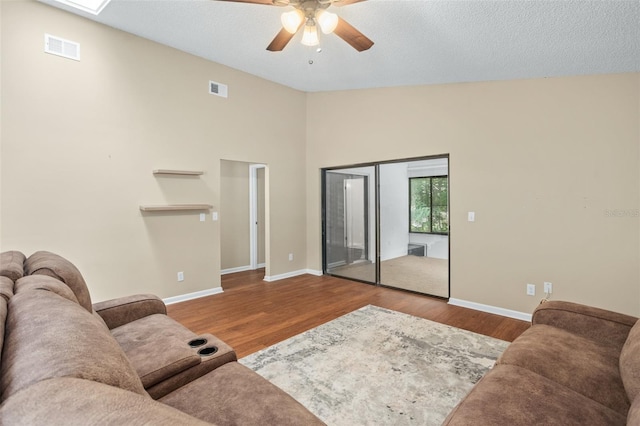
[167,270,530,359]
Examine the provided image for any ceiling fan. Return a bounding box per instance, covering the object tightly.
[215,0,374,52]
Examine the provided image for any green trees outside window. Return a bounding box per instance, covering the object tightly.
[409,176,448,234]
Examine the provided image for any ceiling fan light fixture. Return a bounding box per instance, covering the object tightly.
[301,21,319,46]
[281,9,304,34]
[316,9,338,34]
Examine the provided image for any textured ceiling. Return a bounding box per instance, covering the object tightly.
[40,0,640,92]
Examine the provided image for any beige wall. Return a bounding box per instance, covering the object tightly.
[2,2,639,317]
[220,160,250,270]
[306,74,640,316]
[0,1,307,301]
[220,160,266,270]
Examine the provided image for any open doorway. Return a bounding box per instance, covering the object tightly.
[379,158,449,297]
[220,160,267,288]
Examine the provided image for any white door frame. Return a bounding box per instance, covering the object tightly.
[249,164,266,270]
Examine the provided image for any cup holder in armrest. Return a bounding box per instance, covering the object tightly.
[188,338,208,348]
[198,346,218,356]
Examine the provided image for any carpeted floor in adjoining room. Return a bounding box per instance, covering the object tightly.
[240,305,508,426]
[331,256,449,298]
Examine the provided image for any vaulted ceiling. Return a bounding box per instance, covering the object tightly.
[40,0,640,92]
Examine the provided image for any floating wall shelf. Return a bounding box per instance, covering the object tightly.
[153,169,204,176]
[143,170,209,213]
[139,204,213,212]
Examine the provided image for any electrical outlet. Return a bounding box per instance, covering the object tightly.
[527,283,535,296]
[288,253,294,261]
[544,282,553,294]
[177,271,184,282]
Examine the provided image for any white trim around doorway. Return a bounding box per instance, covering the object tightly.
[249,164,266,270]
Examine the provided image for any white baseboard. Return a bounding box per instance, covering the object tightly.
[221,265,251,275]
[263,269,322,282]
[305,269,323,276]
[448,298,532,322]
[221,264,267,275]
[163,287,223,305]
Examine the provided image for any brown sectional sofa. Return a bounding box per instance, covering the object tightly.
[444,300,640,425]
[5,249,640,425]
[0,250,325,425]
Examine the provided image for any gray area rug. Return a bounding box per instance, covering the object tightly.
[240,305,509,425]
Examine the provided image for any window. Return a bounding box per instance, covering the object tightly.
[409,176,448,234]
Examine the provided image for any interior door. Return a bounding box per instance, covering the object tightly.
[324,170,373,282]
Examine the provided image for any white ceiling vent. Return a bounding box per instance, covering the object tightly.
[44,34,80,61]
[209,80,228,98]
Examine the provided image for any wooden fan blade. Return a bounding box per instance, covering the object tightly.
[214,0,274,4]
[267,28,297,51]
[332,0,367,6]
[334,17,373,51]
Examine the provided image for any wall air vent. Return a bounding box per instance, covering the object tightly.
[209,80,228,98]
[44,34,80,61]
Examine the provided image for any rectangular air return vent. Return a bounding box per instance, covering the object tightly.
[45,34,80,61]
[209,80,228,98]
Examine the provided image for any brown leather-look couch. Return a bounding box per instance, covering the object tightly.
[0,250,325,426]
[444,300,640,425]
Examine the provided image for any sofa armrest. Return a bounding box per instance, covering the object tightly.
[93,294,167,329]
[532,301,637,349]
[127,336,201,389]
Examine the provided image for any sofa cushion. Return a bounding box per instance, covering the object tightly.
[0,251,25,282]
[620,319,640,402]
[160,362,326,426]
[0,297,7,364]
[0,276,14,301]
[497,324,629,414]
[24,251,92,312]
[13,274,110,328]
[532,300,638,350]
[442,364,627,425]
[15,275,79,304]
[0,290,146,401]
[628,392,640,424]
[0,377,210,426]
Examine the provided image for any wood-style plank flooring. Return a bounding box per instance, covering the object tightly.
[167,270,530,359]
